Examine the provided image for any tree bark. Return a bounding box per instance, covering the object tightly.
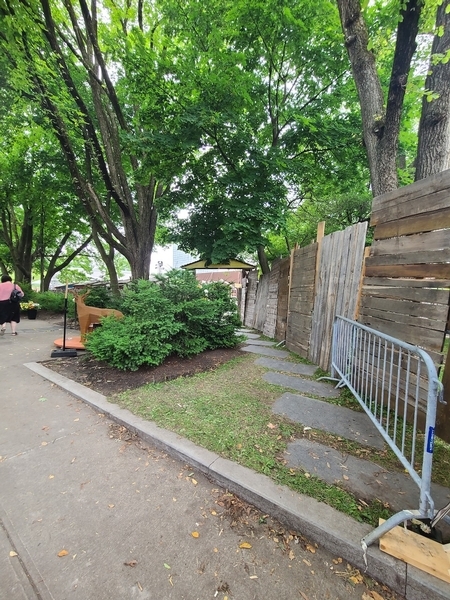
[91,226,120,296]
[0,205,33,284]
[415,0,450,181]
[257,245,271,274]
[336,0,423,197]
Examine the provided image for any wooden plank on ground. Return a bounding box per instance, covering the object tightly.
[379,519,450,584]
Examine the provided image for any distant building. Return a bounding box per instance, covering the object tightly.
[150,245,197,275]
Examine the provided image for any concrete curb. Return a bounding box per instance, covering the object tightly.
[25,362,450,600]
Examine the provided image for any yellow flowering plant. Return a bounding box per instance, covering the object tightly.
[20,301,40,310]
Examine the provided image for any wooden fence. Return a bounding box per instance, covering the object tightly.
[241,168,450,441]
[285,244,318,358]
[246,222,368,369]
[310,222,368,370]
[360,170,450,438]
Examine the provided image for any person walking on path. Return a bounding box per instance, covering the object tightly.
[0,274,24,335]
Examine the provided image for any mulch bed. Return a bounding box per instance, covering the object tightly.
[41,346,245,396]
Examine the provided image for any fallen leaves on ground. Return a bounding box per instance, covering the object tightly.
[239,542,252,549]
[191,531,200,538]
[362,592,385,600]
[57,549,69,557]
[124,560,137,567]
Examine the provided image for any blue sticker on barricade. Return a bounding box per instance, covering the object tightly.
[427,426,435,453]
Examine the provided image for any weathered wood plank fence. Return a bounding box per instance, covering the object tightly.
[242,168,450,442]
[310,222,368,370]
[285,244,318,358]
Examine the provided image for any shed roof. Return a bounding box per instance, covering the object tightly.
[181,259,255,270]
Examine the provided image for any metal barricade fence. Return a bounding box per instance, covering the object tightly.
[328,316,444,554]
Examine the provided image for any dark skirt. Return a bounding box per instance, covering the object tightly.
[0,300,21,324]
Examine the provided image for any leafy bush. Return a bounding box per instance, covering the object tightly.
[26,291,75,316]
[200,281,241,349]
[156,271,241,357]
[85,282,180,370]
[84,271,242,370]
[81,287,123,311]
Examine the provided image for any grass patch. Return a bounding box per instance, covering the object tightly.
[113,346,450,526]
[113,353,412,527]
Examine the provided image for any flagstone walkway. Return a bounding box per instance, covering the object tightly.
[238,329,450,516]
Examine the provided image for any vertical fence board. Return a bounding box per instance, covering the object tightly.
[275,256,290,341]
[253,273,270,332]
[285,244,318,358]
[309,222,368,371]
[243,270,258,328]
[263,261,281,339]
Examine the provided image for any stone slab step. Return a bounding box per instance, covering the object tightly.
[273,392,384,449]
[237,331,261,339]
[284,438,450,514]
[243,339,276,346]
[255,357,318,377]
[264,371,340,398]
[241,345,290,359]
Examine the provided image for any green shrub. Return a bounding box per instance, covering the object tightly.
[84,271,242,370]
[17,282,33,298]
[156,271,241,356]
[24,291,76,316]
[199,281,241,349]
[155,269,204,303]
[81,287,123,311]
[85,282,181,370]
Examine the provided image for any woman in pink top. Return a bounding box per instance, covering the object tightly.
[0,274,24,335]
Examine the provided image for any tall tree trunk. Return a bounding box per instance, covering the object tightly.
[415,0,450,181]
[91,227,120,296]
[257,245,271,274]
[336,0,386,196]
[0,206,33,283]
[336,0,423,197]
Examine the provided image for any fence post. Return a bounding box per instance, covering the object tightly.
[436,340,450,443]
[286,243,298,319]
[354,246,370,321]
[315,221,325,297]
